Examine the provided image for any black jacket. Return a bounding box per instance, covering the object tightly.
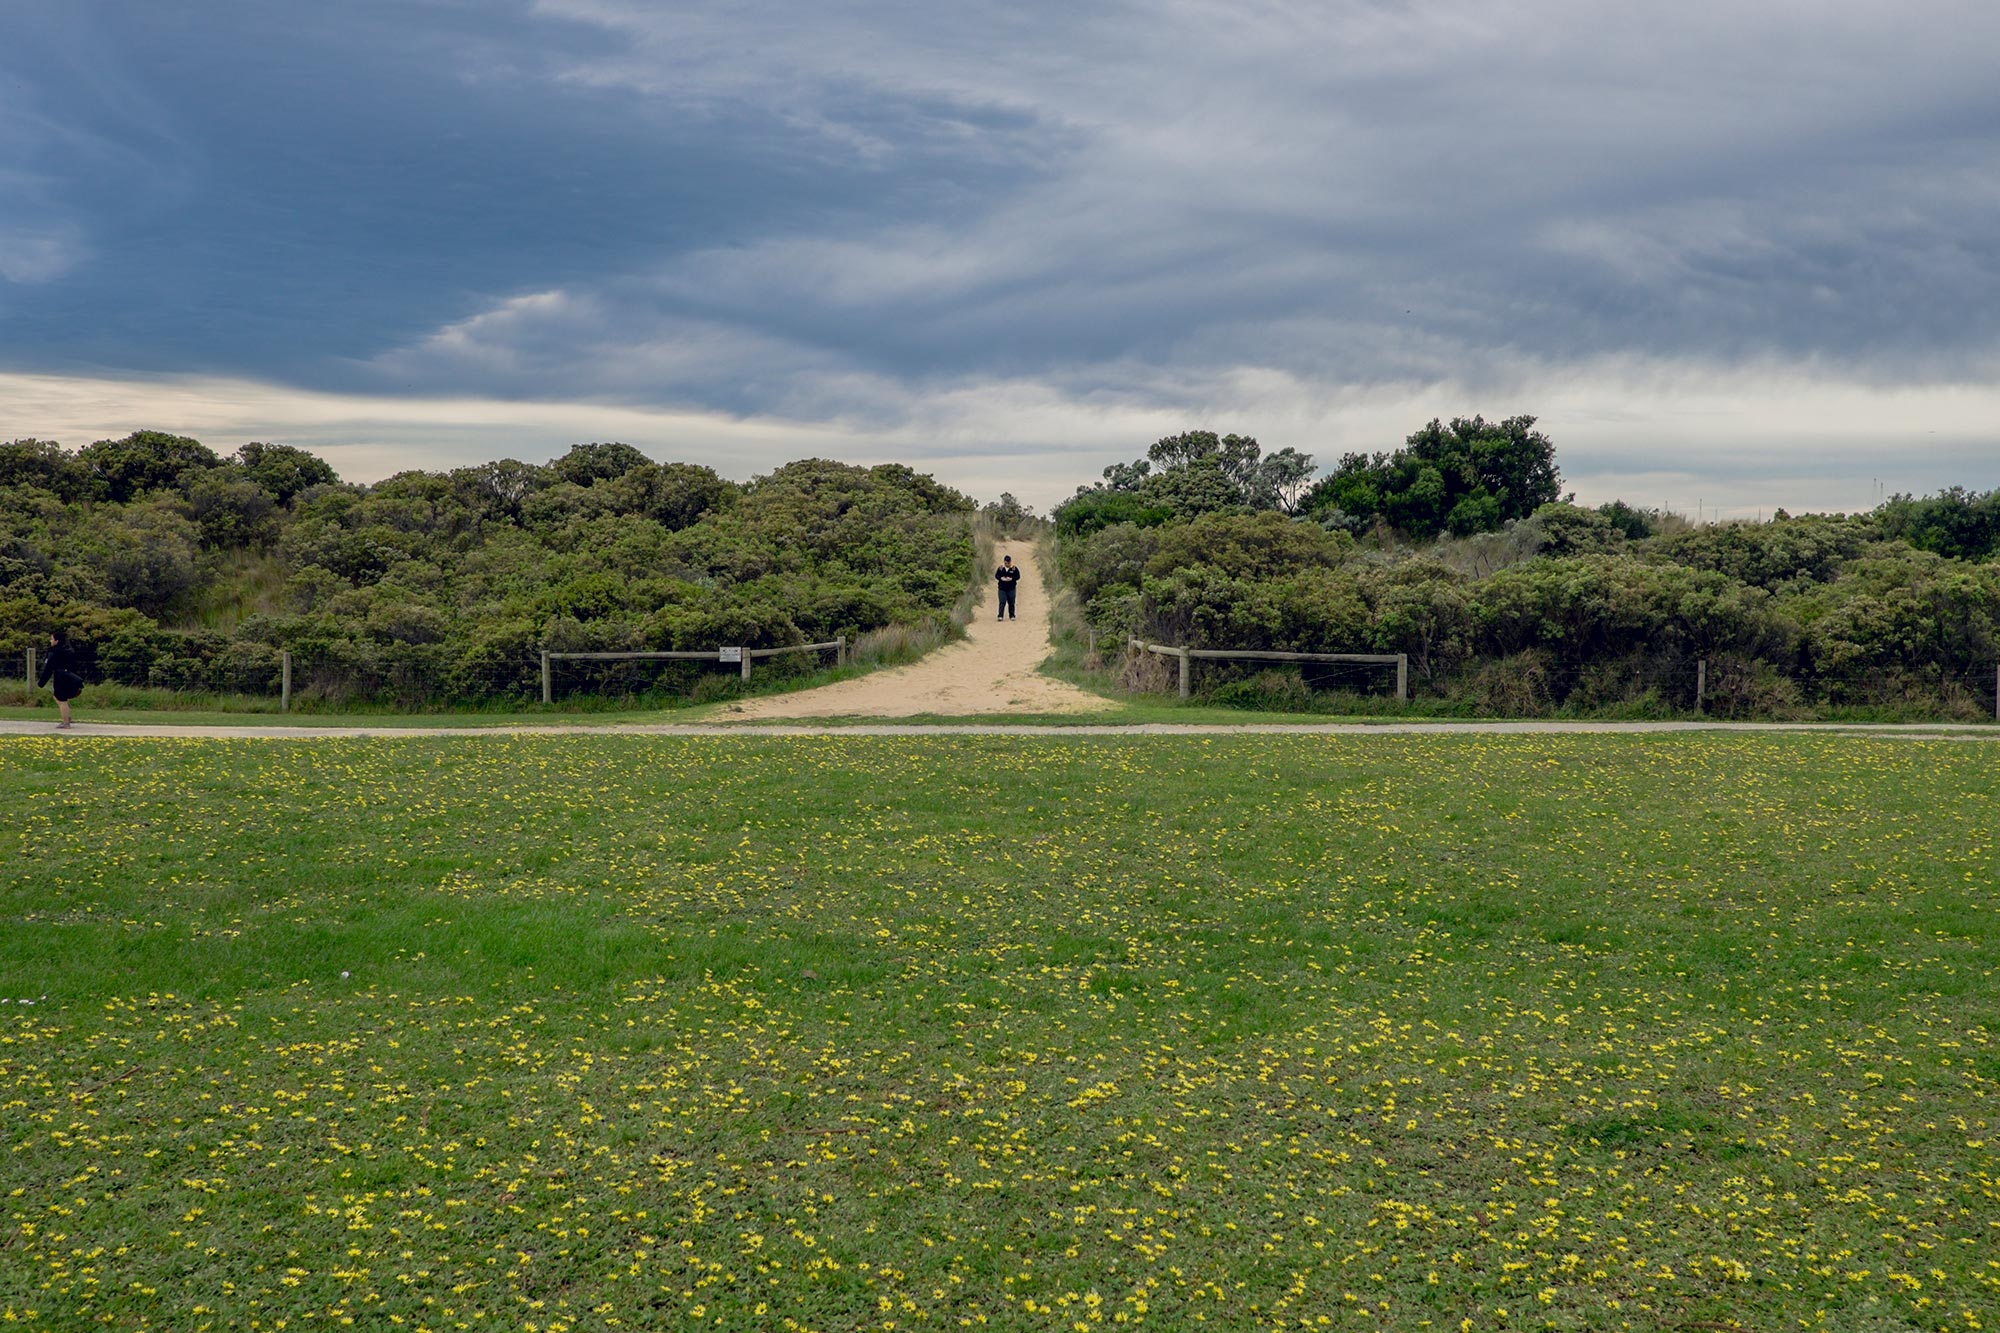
[38,643,83,700]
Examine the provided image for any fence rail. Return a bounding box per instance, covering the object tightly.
[1131,638,1408,701]
[2,640,852,711]
[1121,640,2000,719]
[540,639,846,703]
[5,638,1996,720]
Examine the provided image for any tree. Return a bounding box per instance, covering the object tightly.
[82,502,202,615]
[451,459,552,523]
[0,439,97,501]
[234,442,339,503]
[1138,458,1247,517]
[77,430,221,502]
[1147,431,1265,494]
[1405,415,1560,522]
[1302,414,1560,539]
[1052,488,1173,538]
[1249,446,1316,514]
[1596,500,1658,540]
[1081,431,1318,519]
[981,493,1036,530]
[1101,460,1152,492]
[1874,486,2000,561]
[187,473,280,548]
[604,462,737,531]
[551,441,651,487]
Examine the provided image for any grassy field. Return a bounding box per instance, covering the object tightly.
[2,734,1997,1332]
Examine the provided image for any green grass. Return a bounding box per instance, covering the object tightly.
[3,734,1998,1331]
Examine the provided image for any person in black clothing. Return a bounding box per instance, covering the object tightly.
[38,630,83,729]
[995,554,1021,620]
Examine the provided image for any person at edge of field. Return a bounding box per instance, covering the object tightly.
[38,629,84,730]
[995,554,1021,620]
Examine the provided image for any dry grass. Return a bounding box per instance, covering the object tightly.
[848,516,997,668]
[848,617,953,667]
[182,550,292,630]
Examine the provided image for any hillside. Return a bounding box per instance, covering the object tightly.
[0,435,976,705]
[1055,425,2000,719]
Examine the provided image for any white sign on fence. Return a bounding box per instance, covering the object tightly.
[718,646,743,663]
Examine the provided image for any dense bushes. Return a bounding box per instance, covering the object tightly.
[9,419,1998,721]
[1874,486,2000,561]
[0,435,977,705]
[1057,422,2000,717]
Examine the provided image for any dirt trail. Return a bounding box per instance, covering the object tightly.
[725,540,1102,719]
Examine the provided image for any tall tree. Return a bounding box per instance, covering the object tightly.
[1304,415,1560,539]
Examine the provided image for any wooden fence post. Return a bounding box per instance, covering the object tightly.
[541,651,552,705]
[836,636,846,668]
[740,650,752,682]
[281,651,292,713]
[1696,658,1706,713]
[1178,647,1191,700]
[24,647,35,708]
[1395,653,1408,703]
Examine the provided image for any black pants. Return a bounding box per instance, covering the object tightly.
[997,584,1017,618]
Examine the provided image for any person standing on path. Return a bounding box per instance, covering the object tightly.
[994,554,1021,620]
[37,629,83,729]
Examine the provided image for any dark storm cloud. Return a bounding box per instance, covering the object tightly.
[375,0,2000,407]
[0,0,1050,383]
[3,0,1998,506]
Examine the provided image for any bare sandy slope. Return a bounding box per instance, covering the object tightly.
[724,541,1103,719]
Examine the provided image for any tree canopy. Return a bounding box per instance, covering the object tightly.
[1056,430,1317,537]
[0,436,979,704]
[1054,419,1998,719]
[1303,414,1561,539]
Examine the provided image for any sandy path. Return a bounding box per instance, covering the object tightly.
[724,541,1103,719]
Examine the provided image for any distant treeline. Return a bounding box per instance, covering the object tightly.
[1055,423,2000,718]
[0,434,977,703]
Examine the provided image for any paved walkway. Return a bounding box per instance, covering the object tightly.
[2,719,1992,740]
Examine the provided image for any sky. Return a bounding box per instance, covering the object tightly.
[4,0,1998,515]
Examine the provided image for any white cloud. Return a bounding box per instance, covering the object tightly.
[6,357,1996,517]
